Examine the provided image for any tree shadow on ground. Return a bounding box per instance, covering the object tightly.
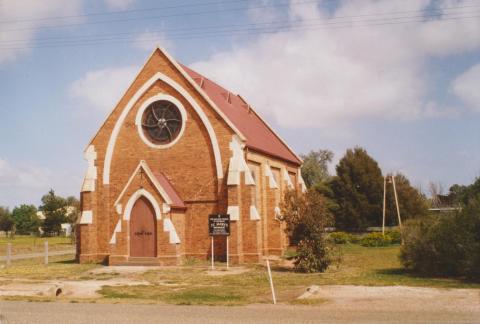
[375,267,479,285]
[375,268,407,276]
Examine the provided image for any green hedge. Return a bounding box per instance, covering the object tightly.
[360,233,393,247]
[328,232,353,244]
[384,230,402,244]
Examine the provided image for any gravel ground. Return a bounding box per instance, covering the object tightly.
[0,285,479,324]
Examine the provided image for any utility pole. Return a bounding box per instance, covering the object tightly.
[382,175,403,243]
[391,175,402,230]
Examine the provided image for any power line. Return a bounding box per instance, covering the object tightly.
[2,0,479,25]
[1,4,479,46]
[0,0,322,32]
[0,0,251,24]
[1,13,478,51]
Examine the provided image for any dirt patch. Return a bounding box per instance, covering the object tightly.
[207,267,250,276]
[298,285,480,312]
[0,278,150,299]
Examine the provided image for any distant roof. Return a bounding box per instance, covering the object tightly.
[153,172,186,209]
[181,65,302,166]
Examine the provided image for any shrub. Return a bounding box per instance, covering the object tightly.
[360,232,393,247]
[294,236,334,273]
[400,199,480,281]
[385,230,402,244]
[282,190,336,272]
[349,234,361,244]
[328,232,354,244]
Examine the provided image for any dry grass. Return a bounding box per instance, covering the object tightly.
[99,244,480,305]
[0,254,99,280]
[0,236,74,255]
[1,244,479,305]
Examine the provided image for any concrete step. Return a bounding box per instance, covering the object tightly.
[117,257,161,266]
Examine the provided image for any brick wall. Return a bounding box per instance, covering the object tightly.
[77,48,301,265]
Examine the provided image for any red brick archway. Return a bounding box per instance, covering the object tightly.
[130,196,157,257]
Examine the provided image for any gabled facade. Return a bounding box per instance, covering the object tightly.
[77,47,306,265]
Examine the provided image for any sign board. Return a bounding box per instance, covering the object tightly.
[208,214,230,236]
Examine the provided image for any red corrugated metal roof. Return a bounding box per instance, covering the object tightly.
[180,64,301,166]
[153,172,186,209]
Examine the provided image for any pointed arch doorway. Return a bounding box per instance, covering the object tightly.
[130,196,157,257]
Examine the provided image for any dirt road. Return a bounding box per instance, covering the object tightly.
[0,293,478,324]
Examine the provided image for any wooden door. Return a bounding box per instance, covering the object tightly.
[130,196,157,257]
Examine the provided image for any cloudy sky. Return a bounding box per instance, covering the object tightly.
[0,0,479,208]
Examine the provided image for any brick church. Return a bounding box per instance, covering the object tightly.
[77,47,306,265]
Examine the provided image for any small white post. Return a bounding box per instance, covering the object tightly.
[6,243,11,267]
[382,176,387,236]
[226,236,229,270]
[44,240,49,265]
[266,259,276,305]
[211,236,214,270]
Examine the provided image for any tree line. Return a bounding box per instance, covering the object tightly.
[301,147,428,230]
[0,190,79,237]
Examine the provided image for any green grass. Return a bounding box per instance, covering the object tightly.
[100,285,247,305]
[0,235,74,255]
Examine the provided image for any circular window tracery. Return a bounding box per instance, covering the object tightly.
[141,100,183,145]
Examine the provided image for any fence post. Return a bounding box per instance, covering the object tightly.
[6,243,11,267]
[44,240,48,265]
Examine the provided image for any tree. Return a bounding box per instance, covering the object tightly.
[454,177,480,206]
[0,207,14,235]
[447,184,467,205]
[384,173,428,225]
[11,204,41,235]
[281,189,335,272]
[300,149,334,189]
[428,181,444,208]
[435,179,480,208]
[65,196,80,224]
[65,196,80,240]
[330,147,383,230]
[40,189,67,235]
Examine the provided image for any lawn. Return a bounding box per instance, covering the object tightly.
[98,244,480,305]
[0,235,74,255]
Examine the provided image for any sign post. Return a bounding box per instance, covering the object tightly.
[208,214,230,270]
[226,236,229,270]
[211,236,214,270]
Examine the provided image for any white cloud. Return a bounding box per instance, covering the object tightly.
[104,0,135,10]
[133,31,174,53]
[0,0,83,64]
[248,0,284,24]
[69,66,139,112]
[0,158,81,208]
[452,64,480,112]
[190,0,480,129]
[0,158,50,189]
